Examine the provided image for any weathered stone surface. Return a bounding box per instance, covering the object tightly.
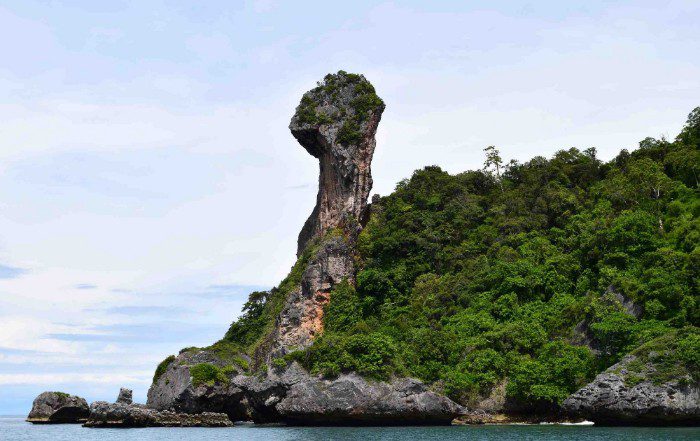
[116,387,133,404]
[290,71,384,256]
[563,355,700,425]
[147,348,251,421]
[255,71,384,359]
[84,401,232,428]
[266,234,355,360]
[26,391,90,424]
[147,354,463,425]
[274,369,464,425]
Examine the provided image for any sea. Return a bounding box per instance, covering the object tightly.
[1,416,698,441]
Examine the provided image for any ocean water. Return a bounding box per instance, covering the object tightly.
[1,417,698,441]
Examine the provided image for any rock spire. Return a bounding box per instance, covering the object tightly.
[290,70,385,255]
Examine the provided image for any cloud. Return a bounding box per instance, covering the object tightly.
[96,305,187,316]
[0,372,151,386]
[0,264,25,279]
[74,283,97,290]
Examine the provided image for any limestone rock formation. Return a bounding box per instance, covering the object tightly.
[147,354,463,425]
[147,347,251,419]
[563,354,699,425]
[116,387,133,404]
[274,369,464,425]
[259,72,385,359]
[145,72,464,425]
[26,391,90,424]
[265,234,355,359]
[84,401,232,428]
[290,71,385,256]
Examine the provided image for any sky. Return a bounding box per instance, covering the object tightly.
[0,0,699,415]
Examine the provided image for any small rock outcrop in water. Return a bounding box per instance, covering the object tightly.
[116,387,133,404]
[84,401,232,428]
[26,392,90,424]
[148,358,463,425]
[563,353,699,425]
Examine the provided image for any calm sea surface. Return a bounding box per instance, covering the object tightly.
[1,416,698,441]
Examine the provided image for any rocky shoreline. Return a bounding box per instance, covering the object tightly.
[147,354,464,426]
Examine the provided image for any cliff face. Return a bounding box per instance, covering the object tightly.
[265,234,355,359]
[262,72,385,359]
[289,71,385,256]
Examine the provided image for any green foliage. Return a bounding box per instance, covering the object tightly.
[271,357,288,369]
[53,392,70,399]
[190,363,230,387]
[337,120,361,146]
[219,107,699,411]
[297,332,401,380]
[153,355,176,383]
[294,70,384,134]
[628,327,700,384]
[288,107,699,409]
[324,280,361,332]
[223,240,319,354]
[505,341,595,407]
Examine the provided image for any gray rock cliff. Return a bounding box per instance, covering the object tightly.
[261,72,385,360]
[147,353,463,425]
[289,71,384,256]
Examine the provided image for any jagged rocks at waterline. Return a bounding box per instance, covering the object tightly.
[26,391,90,424]
[147,350,464,425]
[84,401,232,428]
[274,368,465,425]
[563,354,700,425]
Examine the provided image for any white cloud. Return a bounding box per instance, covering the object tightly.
[0,372,151,386]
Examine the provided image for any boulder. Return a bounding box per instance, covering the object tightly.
[84,401,232,428]
[563,354,699,425]
[116,387,132,404]
[26,391,90,424]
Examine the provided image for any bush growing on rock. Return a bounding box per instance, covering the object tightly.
[190,363,229,387]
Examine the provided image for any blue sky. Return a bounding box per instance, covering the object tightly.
[1,0,699,415]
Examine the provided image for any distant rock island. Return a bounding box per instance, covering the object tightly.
[30,72,699,427]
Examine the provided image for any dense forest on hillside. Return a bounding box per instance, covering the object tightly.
[223,107,699,411]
